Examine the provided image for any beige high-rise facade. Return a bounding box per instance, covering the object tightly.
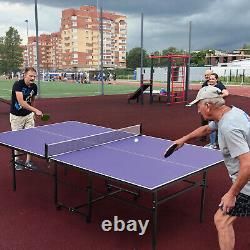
[23,5,127,71]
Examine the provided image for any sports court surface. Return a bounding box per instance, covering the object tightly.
[0,90,249,250]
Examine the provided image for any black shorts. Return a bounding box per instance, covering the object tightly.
[228,193,250,217]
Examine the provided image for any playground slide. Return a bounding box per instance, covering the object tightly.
[128,84,150,101]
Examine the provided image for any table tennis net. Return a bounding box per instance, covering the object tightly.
[44,124,141,158]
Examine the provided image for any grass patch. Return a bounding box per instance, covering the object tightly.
[0,79,140,100]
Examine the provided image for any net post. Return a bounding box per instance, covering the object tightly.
[45,143,49,159]
[139,123,142,135]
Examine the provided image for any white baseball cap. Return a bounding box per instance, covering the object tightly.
[189,86,222,106]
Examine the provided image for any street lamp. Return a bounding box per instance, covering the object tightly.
[35,0,41,97]
[24,19,29,66]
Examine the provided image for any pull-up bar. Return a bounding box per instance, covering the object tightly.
[149,54,190,59]
[148,54,190,104]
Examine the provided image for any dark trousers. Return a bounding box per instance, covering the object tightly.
[200,115,208,141]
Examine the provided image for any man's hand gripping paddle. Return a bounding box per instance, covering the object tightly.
[41,113,50,121]
[163,143,178,158]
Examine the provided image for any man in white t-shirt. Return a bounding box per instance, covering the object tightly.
[171,86,250,250]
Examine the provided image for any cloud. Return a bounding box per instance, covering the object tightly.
[0,0,209,16]
[0,1,61,44]
[0,0,250,52]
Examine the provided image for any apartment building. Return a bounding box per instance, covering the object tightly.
[23,5,127,71]
[60,5,126,71]
[21,45,28,67]
[23,32,62,71]
[24,36,36,68]
[40,32,62,70]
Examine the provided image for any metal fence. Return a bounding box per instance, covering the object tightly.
[136,66,250,84]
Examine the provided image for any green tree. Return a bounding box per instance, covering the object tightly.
[126,47,150,69]
[241,44,250,54]
[160,47,185,66]
[161,47,182,55]
[0,26,23,74]
[242,44,250,49]
[0,36,5,73]
[190,49,214,66]
[150,51,162,67]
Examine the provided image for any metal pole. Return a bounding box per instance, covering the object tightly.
[185,20,192,102]
[24,19,29,67]
[35,0,41,97]
[166,59,171,104]
[140,13,144,104]
[150,57,154,104]
[100,6,104,95]
[188,21,192,65]
[140,13,144,85]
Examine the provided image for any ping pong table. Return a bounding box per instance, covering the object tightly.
[0,121,223,250]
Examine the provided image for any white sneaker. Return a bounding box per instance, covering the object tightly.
[204,144,218,149]
[15,159,25,171]
[25,161,38,170]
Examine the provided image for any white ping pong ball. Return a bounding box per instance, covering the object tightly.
[134,138,139,142]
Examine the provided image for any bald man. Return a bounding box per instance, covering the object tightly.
[202,69,213,87]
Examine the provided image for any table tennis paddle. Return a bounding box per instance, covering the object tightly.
[164,143,178,158]
[41,113,50,121]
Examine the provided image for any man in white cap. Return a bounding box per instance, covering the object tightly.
[172,85,250,250]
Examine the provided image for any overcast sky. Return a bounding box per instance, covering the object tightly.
[0,0,249,53]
